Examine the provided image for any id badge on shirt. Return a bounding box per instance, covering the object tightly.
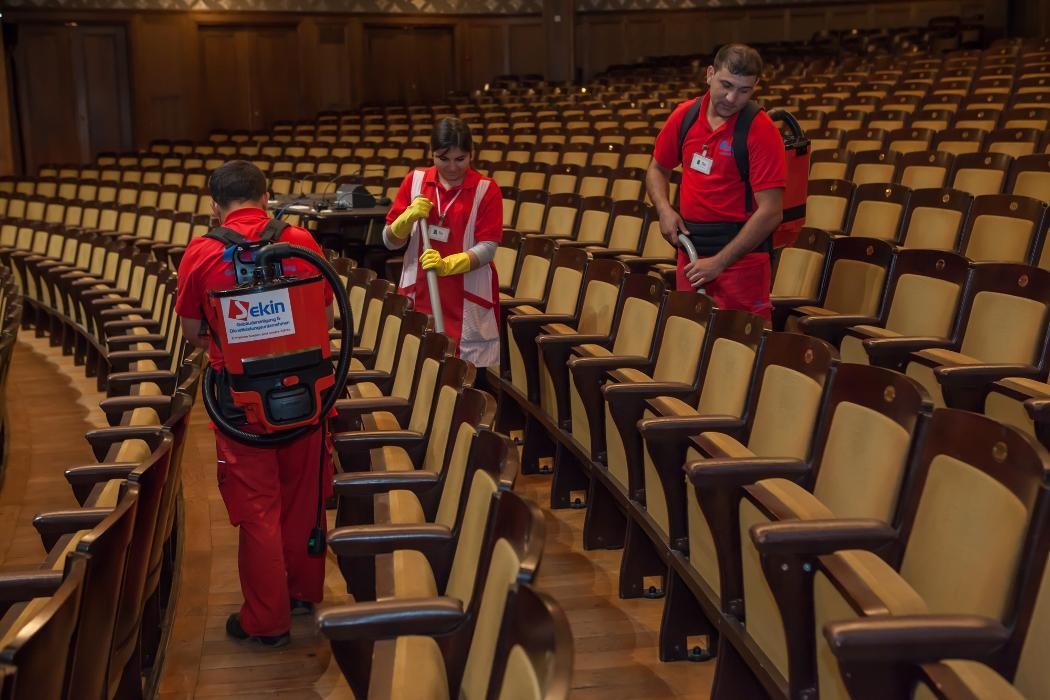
[690,151,713,175]
[428,225,451,243]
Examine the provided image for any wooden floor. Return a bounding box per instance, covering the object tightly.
[1,333,714,699]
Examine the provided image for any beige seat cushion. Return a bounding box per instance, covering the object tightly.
[698,432,754,459]
[752,478,836,519]
[387,490,426,525]
[94,478,123,508]
[371,446,414,472]
[349,357,365,371]
[387,635,449,700]
[113,439,151,465]
[915,661,1024,700]
[352,382,384,399]
[389,550,439,599]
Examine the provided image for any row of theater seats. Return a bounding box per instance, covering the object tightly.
[0,268,21,484]
[0,228,202,699]
[318,266,573,698]
[487,233,1050,698]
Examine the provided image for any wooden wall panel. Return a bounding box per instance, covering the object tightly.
[748,11,786,44]
[129,13,199,146]
[788,9,827,40]
[252,26,304,125]
[507,22,544,77]
[465,23,507,88]
[624,19,663,66]
[198,27,251,131]
[76,27,133,155]
[12,25,82,170]
[0,31,16,175]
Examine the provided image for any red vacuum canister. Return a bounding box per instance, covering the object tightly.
[768,109,810,250]
[208,274,333,432]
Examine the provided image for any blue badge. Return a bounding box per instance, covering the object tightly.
[718,140,733,155]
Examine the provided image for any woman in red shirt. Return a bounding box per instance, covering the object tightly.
[383,118,503,367]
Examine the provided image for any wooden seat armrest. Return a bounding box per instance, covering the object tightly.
[102,319,162,335]
[797,314,880,345]
[825,615,1008,665]
[331,469,439,497]
[0,570,65,605]
[750,518,897,557]
[536,332,609,348]
[685,457,808,490]
[316,597,465,642]
[64,463,135,504]
[106,333,167,352]
[98,395,173,426]
[326,524,453,559]
[864,336,952,369]
[32,508,112,551]
[84,426,165,461]
[105,370,176,397]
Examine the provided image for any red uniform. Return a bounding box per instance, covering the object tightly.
[175,207,334,636]
[387,167,503,367]
[653,93,786,320]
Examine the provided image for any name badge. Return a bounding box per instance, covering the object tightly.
[690,152,713,175]
[428,225,451,243]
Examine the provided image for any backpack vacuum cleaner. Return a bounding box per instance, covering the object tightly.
[201,223,352,555]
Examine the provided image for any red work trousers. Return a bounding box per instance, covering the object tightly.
[676,250,772,322]
[214,424,334,636]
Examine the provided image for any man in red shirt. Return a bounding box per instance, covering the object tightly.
[175,160,334,647]
[647,43,786,321]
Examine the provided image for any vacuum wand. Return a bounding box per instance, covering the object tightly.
[678,234,705,294]
[418,219,446,334]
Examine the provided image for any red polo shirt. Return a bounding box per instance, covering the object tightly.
[653,93,786,223]
[175,207,333,369]
[386,166,502,253]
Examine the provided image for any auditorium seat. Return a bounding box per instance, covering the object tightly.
[770,227,831,303]
[348,293,410,372]
[1007,153,1050,205]
[317,490,544,700]
[0,557,87,700]
[779,237,893,334]
[486,584,573,699]
[933,127,987,156]
[750,408,1049,700]
[803,179,854,233]
[958,193,1047,263]
[896,149,955,190]
[845,149,899,186]
[333,355,474,474]
[809,149,850,181]
[897,187,972,250]
[948,151,1013,196]
[904,263,1050,409]
[328,424,513,602]
[842,183,910,240]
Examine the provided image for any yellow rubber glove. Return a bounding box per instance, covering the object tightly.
[420,249,472,277]
[389,196,433,239]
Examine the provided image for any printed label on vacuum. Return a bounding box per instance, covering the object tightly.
[220,288,296,343]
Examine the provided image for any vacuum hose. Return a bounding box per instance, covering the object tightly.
[202,243,353,446]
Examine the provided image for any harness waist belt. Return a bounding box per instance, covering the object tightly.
[684,220,771,257]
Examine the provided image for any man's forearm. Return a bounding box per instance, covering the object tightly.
[645,163,674,214]
[714,207,782,268]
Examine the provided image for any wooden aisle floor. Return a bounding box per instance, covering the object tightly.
[2,334,714,699]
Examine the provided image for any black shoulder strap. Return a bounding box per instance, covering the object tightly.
[732,100,762,214]
[203,226,251,247]
[677,97,704,166]
[259,218,290,243]
[203,219,290,247]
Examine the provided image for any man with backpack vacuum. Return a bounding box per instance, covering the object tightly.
[646,43,787,322]
[175,161,349,647]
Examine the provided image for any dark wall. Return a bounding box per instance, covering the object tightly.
[0,0,1007,174]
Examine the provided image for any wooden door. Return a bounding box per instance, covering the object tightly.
[198,24,302,132]
[364,25,455,105]
[10,23,132,172]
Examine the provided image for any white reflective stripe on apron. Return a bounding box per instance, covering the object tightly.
[396,169,427,295]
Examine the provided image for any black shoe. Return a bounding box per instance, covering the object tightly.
[226,613,290,648]
[290,598,315,616]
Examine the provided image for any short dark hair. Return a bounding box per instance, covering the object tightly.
[431,118,473,154]
[712,43,763,78]
[209,160,267,208]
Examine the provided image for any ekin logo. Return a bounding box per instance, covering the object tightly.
[228,299,250,321]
